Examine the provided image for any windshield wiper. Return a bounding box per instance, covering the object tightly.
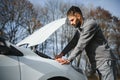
[35,50,52,59]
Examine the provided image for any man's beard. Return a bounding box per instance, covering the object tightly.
[74,21,81,28]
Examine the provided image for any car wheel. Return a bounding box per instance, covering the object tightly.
[48,76,69,80]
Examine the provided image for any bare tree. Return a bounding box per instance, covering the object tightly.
[0,0,41,44]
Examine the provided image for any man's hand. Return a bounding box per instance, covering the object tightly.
[55,53,64,59]
[55,58,70,65]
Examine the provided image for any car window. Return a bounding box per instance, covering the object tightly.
[9,45,23,56]
[0,43,23,56]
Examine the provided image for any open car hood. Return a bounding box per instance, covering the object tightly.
[16,18,66,47]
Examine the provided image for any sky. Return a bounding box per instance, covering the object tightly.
[77,0,120,17]
[29,0,120,18]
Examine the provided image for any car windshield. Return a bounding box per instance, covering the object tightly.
[0,40,23,56]
[0,38,9,54]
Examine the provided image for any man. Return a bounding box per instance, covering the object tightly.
[55,6,116,80]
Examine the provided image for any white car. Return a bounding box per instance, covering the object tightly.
[0,18,87,80]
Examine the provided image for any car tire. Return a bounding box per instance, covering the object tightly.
[48,76,69,80]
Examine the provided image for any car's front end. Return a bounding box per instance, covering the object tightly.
[0,40,87,80]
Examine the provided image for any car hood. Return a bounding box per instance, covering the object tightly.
[16,18,66,47]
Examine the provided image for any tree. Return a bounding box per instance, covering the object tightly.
[0,0,41,44]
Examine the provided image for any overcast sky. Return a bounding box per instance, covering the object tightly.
[29,0,120,18]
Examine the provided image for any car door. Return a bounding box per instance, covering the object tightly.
[0,44,23,80]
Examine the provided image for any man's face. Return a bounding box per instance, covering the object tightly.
[68,15,81,28]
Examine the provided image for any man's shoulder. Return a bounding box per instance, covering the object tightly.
[83,18,98,31]
[84,18,97,26]
[84,18,96,25]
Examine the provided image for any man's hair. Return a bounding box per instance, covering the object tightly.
[67,6,83,16]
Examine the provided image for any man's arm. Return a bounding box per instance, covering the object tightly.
[61,30,79,56]
[68,19,98,61]
[55,31,79,59]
